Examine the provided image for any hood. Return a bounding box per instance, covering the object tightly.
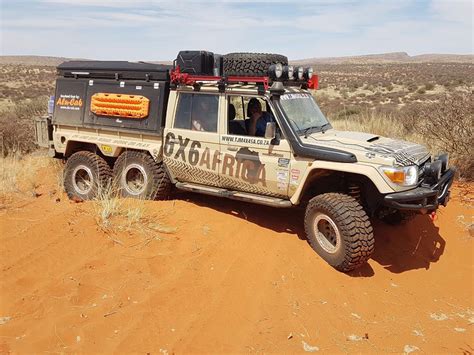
[301,129,430,166]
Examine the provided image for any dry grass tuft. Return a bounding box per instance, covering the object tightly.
[330,108,409,139]
[92,182,173,240]
[0,155,49,201]
[94,182,122,230]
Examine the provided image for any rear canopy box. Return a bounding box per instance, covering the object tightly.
[53,61,171,134]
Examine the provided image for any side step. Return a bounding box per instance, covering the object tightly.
[175,182,292,208]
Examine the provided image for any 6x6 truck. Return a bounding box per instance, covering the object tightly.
[36,50,455,272]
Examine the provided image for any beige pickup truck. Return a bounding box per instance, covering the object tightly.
[36,51,455,272]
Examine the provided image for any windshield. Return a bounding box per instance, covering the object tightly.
[279,92,330,134]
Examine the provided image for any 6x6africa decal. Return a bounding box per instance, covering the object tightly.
[164,132,267,186]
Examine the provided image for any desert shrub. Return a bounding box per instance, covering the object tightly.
[424,82,435,91]
[330,108,413,140]
[407,84,417,92]
[0,97,47,156]
[402,92,474,179]
[334,107,361,119]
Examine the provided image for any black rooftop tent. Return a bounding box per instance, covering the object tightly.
[57,61,172,81]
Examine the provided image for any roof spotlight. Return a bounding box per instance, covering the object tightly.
[296,66,304,80]
[304,67,314,80]
[283,65,294,80]
[268,63,283,80]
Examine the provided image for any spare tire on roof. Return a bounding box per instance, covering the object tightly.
[223,52,288,77]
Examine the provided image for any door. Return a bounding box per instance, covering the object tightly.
[220,95,292,198]
[163,91,222,187]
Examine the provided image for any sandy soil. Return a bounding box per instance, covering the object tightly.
[0,161,473,354]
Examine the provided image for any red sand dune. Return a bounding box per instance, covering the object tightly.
[0,163,473,353]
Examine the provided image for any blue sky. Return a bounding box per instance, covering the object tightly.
[1,0,472,60]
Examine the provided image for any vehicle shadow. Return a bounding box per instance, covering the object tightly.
[173,192,446,276]
[369,215,446,274]
[174,191,306,238]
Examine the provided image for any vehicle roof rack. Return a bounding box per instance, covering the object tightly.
[170,66,318,91]
[170,66,270,90]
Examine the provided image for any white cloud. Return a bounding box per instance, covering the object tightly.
[2,0,472,59]
[430,0,473,25]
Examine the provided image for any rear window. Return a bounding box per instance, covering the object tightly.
[174,93,219,132]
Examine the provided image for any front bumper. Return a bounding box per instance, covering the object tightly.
[383,168,455,212]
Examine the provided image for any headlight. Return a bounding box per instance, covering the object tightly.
[380,165,419,186]
[304,67,314,80]
[268,63,283,80]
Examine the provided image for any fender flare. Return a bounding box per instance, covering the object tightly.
[290,161,395,205]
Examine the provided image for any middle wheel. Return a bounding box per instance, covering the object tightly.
[113,151,171,200]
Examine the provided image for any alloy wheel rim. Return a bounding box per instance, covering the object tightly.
[72,165,93,195]
[314,213,341,254]
[122,164,148,195]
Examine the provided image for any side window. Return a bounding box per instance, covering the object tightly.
[174,93,219,133]
[227,95,277,137]
[174,93,192,129]
[192,95,218,132]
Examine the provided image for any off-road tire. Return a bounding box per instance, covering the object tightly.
[223,52,288,76]
[113,150,171,200]
[64,151,113,201]
[304,193,374,272]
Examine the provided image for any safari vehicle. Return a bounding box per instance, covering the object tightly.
[35,51,455,272]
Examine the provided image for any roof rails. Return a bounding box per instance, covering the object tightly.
[170,66,318,91]
[170,66,270,90]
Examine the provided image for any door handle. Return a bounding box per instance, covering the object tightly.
[227,146,239,152]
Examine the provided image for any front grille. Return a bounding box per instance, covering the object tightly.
[418,157,431,183]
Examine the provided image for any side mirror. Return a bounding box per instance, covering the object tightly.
[264,122,276,140]
[270,132,281,146]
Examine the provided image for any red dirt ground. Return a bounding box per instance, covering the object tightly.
[0,161,473,353]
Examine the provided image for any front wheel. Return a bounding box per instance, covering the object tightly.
[304,193,374,272]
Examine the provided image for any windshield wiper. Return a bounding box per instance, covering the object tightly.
[302,125,322,138]
[302,123,332,138]
[320,123,331,133]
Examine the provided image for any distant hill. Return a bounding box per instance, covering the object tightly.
[291,52,474,65]
[0,55,172,66]
[0,56,77,66]
[1,52,472,67]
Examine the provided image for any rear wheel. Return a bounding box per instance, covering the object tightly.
[304,193,374,272]
[113,151,171,200]
[64,151,112,201]
[223,52,288,76]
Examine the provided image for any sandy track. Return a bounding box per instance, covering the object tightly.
[0,164,473,353]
